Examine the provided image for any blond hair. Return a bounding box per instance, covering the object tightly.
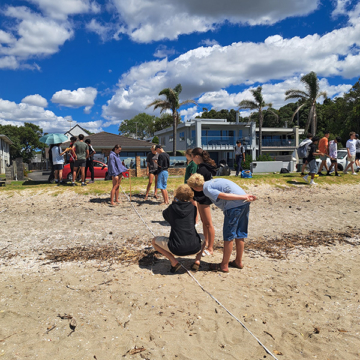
[174,184,194,202]
[151,145,157,151]
[187,173,205,189]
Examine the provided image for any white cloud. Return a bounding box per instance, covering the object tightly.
[102,19,360,121]
[199,39,219,46]
[86,19,114,42]
[21,94,48,107]
[0,98,73,133]
[0,6,74,69]
[153,45,176,58]
[332,0,352,17]
[110,0,319,42]
[179,106,200,122]
[198,78,353,112]
[51,87,98,109]
[25,0,100,21]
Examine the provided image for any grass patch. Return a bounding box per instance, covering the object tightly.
[0,172,359,194]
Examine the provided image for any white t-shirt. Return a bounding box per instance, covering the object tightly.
[346,139,357,155]
[52,146,64,165]
[328,140,337,159]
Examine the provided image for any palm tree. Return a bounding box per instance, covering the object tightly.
[238,86,277,156]
[285,72,327,135]
[147,84,197,155]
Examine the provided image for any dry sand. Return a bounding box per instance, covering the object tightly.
[1,183,360,359]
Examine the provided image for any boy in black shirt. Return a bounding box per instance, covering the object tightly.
[155,145,170,204]
[152,184,205,273]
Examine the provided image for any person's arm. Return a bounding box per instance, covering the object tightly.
[86,149,89,159]
[146,162,150,175]
[347,144,351,157]
[242,147,245,161]
[217,193,257,202]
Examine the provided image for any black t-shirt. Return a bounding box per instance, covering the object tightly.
[193,163,217,204]
[146,152,159,173]
[306,143,317,162]
[157,152,170,173]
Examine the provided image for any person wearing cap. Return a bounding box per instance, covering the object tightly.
[327,136,342,177]
[234,140,245,176]
[85,139,96,183]
[343,132,358,175]
[317,130,330,176]
[155,144,170,205]
[355,134,360,169]
[303,136,326,185]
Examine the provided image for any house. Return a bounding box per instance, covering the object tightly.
[64,124,92,141]
[154,117,303,166]
[0,134,12,174]
[61,131,153,163]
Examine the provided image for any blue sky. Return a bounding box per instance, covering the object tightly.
[0,0,359,135]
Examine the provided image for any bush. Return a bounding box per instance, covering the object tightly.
[256,154,274,161]
[152,136,159,144]
[234,154,252,170]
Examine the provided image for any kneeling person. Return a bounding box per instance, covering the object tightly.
[152,184,205,273]
[187,174,257,273]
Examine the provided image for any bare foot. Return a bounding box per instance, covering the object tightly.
[115,201,121,204]
[229,260,244,269]
[159,202,169,205]
[144,195,148,200]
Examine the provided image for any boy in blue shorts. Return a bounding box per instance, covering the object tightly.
[187,174,257,272]
[155,145,170,204]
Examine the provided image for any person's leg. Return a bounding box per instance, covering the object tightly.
[234,239,245,268]
[73,166,78,184]
[350,160,355,173]
[318,160,325,174]
[301,160,307,175]
[198,204,215,254]
[145,173,154,199]
[58,169,63,182]
[194,240,206,266]
[238,157,243,173]
[85,162,89,181]
[190,199,199,224]
[115,176,122,203]
[54,169,59,182]
[235,155,240,176]
[81,166,86,183]
[151,238,178,267]
[89,160,94,181]
[110,176,119,205]
[160,189,167,204]
[154,174,158,198]
[220,241,233,272]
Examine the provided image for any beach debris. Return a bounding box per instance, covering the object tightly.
[274,350,283,355]
[264,331,275,340]
[313,327,320,334]
[123,346,146,356]
[57,313,73,319]
[45,325,56,334]
[70,318,77,330]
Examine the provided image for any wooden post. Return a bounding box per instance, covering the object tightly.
[129,169,132,201]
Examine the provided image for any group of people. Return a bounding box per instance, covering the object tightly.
[49,133,96,186]
[148,146,257,273]
[299,131,360,185]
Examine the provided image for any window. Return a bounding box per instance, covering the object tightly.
[179,132,185,141]
[169,136,173,142]
[191,130,195,138]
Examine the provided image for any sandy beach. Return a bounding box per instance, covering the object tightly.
[1,182,360,359]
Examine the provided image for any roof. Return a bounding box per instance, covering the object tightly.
[61,131,152,149]
[64,124,92,136]
[0,134,13,145]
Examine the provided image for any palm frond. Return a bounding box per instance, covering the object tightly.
[316,91,327,100]
[291,103,306,123]
[179,99,197,107]
[146,99,169,109]
[238,100,258,110]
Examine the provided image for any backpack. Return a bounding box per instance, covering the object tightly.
[241,170,252,178]
[297,140,312,159]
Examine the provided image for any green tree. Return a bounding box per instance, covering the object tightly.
[196,108,238,122]
[147,84,197,155]
[153,113,180,133]
[0,123,45,163]
[285,71,327,135]
[118,113,158,139]
[238,86,277,156]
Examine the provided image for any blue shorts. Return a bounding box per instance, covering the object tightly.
[308,159,318,174]
[223,203,250,241]
[157,170,168,190]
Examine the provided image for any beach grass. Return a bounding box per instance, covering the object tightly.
[0,172,359,194]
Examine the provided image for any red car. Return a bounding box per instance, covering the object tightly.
[63,160,110,181]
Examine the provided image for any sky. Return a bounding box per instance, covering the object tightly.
[0,0,360,135]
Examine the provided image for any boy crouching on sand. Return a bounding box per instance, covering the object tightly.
[187,174,257,273]
[152,184,205,273]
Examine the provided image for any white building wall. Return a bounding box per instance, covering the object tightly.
[0,139,11,174]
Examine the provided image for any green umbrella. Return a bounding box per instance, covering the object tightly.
[39,133,68,145]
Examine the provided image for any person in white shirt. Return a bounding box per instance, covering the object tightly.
[51,143,65,185]
[344,132,357,175]
[328,137,342,177]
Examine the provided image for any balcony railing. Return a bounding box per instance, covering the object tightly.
[256,139,295,147]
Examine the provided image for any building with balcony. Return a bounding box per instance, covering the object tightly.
[154,118,303,166]
[0,134,13,174]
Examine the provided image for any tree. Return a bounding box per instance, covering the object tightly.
[238,86,277,156]
[285,71,327,135]
[153,113,180,133]
[118,113,158,139]
[196,108,238,122]
[147,84,197,155]
[0,123,45,163]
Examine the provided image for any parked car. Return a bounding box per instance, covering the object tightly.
[62,160,109,181]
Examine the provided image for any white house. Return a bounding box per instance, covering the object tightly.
[64,124,91,141]
[0,134,13,174]
[154,117,303,166]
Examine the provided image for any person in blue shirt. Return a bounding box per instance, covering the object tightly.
[108,144,128,206]
[187,174,257,272]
